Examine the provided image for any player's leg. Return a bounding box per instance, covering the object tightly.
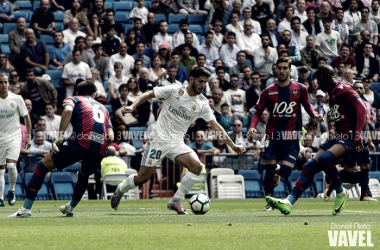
[0,164,4,207]
[167,150,202,214]
[358,163,377,201]
[6,159,18,206]
[263,159,278,197]
[275,140,299,185]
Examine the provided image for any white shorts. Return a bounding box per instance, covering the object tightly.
[0,141,21,165]
[141,139,193,167]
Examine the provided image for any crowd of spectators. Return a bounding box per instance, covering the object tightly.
[5,0,380,174]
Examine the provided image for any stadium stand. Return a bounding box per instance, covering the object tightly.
[237,170,264,198]
[50,172,75,200]
[210,168,234,199]
[217,175,245,199]
[4,173,25,201]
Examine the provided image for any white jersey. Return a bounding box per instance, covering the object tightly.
[151,85,215,141]
[0,91,28,146]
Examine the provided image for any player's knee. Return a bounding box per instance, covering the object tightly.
[193,162,203,175]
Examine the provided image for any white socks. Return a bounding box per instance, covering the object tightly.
[170,171,199,203]
[0,169,5,200]
[337,189,347,197]
[7,163,17,191]
[120,174,137,193]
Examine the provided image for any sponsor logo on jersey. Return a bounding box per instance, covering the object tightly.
[178,89,184,96]
[191,105,197,111]
[168,105,191,120]
[292,89,298,96]
[338,84,343,89]
[269,92,278,95]
[10,102,14,108]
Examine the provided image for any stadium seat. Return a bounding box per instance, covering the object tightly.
[33,1,40,11]
[14,11,28,21]
[4,173,25,201]
[368,178,380,197]
[14,1,33,12]
[104,105,114,121]
[24,173,52,200]
[114,13,129,23]
[238,170,264,198]
[168,14,186,24]
[210,168,234,198]
[143,1,152,10]
[223,158,244,170]
[154,14,166,22]
[114,2,133,11]
[0,34,10,55]
[188,15,205,24]
[53,12,64,22]
[203,24,209,34]
[101,173,129,200]
[124,24,134,34]
[45,70,63,89]
[289,171,314,198]
[198,35,204,45]
[3,23,17,34]
[129,127,146,149]
[371,82,380,92]
[50,172,75,200]
[144,47,154,58]
[370,171,380,182]
[217,175,245,199]
[55,23,64,31]
[104,2,113,10]
[189,25,203,35]
[241,127,247,134]
[167,24,178,35]
[63,162,81,172]
[262,169,289,198]
[40,34,55,45]
[242,116,248,127]
[182,172,209,197]
[314,172,324,194]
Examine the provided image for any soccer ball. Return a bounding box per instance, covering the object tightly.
[189,194,211,215]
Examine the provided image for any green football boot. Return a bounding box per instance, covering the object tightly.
[265,196,292,215]
[8,190,16,206]
[0,199,4,207]
[332,189,349,215]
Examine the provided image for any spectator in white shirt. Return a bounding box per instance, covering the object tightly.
[343,0,361,37]
[278,6,294,36]
[291,16,308,50]
[253,33,278,79]
[238,7,262,35]
[225,74,247,121]
[209,60,231,83]
[108,42,135,77]
[226,12,244,35]
[160,65,182,86]
[315,17,342,62]
[62,18,86,49]
[41,104,60,140]
[210,19,224,50]
[331,8,349,45]
[108,62,129,101]
[172,19,199,49]
[152,20,172,53]
[197,31,219,71]
[294,0,308,23]
[128,0,149,24]
[236,20,261,64]
[62,48,92,97]
[370,0,380,25]
[89,67,108,104]
[220,31,241,69]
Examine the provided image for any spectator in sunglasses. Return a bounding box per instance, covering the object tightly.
[0,53,14,79]
[8,70,21,95]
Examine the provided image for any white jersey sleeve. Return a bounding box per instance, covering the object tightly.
[198,98,216,122]
[17,95,28,117]
[153,85,174,100]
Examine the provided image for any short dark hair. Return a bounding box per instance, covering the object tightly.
[179,19,189,26]
[205,31,213,37]
[197,54,206,60]
[251,71,260,77]
[136,41,145,47]
[285,6,294,12]
[280,50,290,56]
[335,7,343,13]
[318,57,326,62]
[337,61,345,66]
[212,19,222,25]
[74,36,85,44]
[230,74,239,79]
[158,20,167,26]
[77,81,97,96]
[118,83,129,92]
[107,25,116,32]
[189,67,211,78]
[35,128,45,134]
[72,48,81,55]
[276,57,292,68]
[306,6,316,14]
[340,43,351,51]
[106,9,115,15]
[260,33,270,39]
[93,43,103,51]
[227,31,236,38]
[291,16,301,25]
[362,7,370,12]
[237,51,247,57]
[171,50,180,57]
[134,17,142,23]
[181,44,191,51]
[221,103,229,109]
[322,17,332,23]
[215,66,225,73]
[54,30,63,38]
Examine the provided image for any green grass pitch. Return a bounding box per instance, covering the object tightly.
[0,199,379,250]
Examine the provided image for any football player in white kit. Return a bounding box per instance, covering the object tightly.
[111,67,246,214]
[0,73,32,206]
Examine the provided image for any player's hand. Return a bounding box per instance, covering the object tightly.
[354,140,364,152]
[51,138,62,155]
[233,145,246,155]
[368,142,376,153]
[122,106,134,116]
[24,138,31,150]
[315,114,324,123]
[247,128,257,138]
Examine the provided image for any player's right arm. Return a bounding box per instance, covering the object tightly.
[107,127,114,144]
[23,114,32,149]
[122,90,156,115]
[52,104,73,153]
[247,89,268,138]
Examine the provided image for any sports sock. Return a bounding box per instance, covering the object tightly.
[360,168,369,197]
[69,173,89,208]
[289,159,320,205]
[264,164,277,196]
[170,171,199,204]
[7,163,17,191]
[24,161,49,209]
[278,164,293,180]
[318,151,345,195]
[0,169,5,200]
[119,174,137,193]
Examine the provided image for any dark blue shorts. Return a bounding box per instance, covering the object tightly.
[320,139,370,167]
[52,140,104,176]
[263,140,300,164]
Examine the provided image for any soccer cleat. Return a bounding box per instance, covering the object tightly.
[265,196,292,215]
[0,199,4,207]
[8,190,16,206]
[264,203,274,211]
[8,208,31,218]
[274,164,281,187]
[60,203,74,217]
[167,201,188,215]
[323,187,333,201]
[110,184,124,210]
[360,195,377,202]
[332,189,349,215]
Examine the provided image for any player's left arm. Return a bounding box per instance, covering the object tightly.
[107,127,114,144]
[209,119,246,155]
[122,90,156,115]
[52,105,73,153]
[300,85,322,121]
[23,114,32,149]
[365,120,376,153]
[351,97,367,151]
